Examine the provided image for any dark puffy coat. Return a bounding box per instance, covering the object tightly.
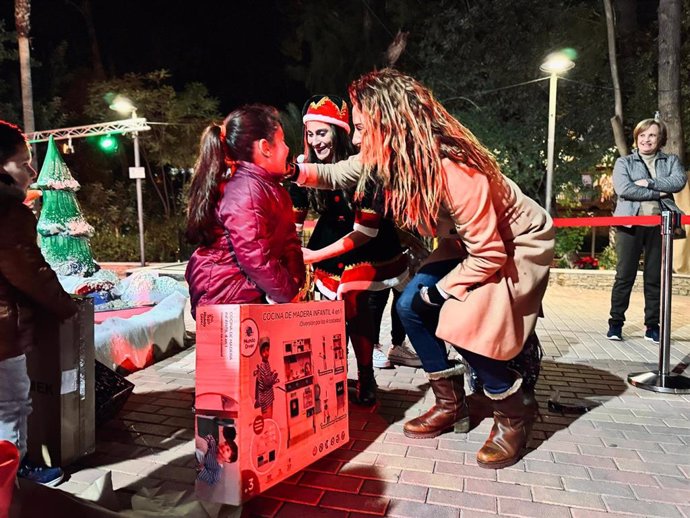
[185,162,305,318]
[0,178,78,362]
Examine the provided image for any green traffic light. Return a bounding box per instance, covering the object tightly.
[98,134,119,153]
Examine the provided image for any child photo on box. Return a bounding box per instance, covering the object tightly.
[253,338,279,419]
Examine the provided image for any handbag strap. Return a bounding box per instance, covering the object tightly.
[659,197,685,216]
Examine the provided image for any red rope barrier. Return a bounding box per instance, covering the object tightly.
[552,214,690,227]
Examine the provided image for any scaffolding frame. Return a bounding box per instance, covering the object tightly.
[26,118,150,143]
[26,117,151,265]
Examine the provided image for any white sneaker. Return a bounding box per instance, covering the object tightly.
[387,340,422,368]
[372,344,392,368]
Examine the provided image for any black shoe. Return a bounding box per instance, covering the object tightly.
[17,460,64,487]
[606,323,623,341]
[645,325,660,344]
[353,367,377,406]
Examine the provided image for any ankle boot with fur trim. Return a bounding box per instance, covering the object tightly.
[476,378,538,469]
[467,385,537,423]
[403,362,469,438]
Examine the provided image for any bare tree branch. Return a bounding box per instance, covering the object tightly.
[603,0,628,156]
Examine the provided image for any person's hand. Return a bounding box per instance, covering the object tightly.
[405,242,430,276]
[634,179,649,187]
[302,247,320,264]
[283,162,300,182]
[408,240,430,260]
[411,285,446,317]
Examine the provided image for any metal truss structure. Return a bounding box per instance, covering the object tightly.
[25,116,152,265]
[26,117,151,143]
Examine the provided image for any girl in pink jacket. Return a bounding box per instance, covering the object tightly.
[185,105,305,318]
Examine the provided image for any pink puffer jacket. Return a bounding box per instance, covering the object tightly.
[186,162,305,318]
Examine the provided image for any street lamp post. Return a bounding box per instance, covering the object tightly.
[110,96,146,266]
[540,52,575,214]
[132,119,145,266]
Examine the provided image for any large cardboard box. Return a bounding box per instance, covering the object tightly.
[195,301,348,505]
[26,297,95,467]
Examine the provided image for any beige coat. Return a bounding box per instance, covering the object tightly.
[298,157,555,360]
[433,160,554,360]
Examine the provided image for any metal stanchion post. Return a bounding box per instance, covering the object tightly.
[628,210,690,393]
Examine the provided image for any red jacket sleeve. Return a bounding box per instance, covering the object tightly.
[219,179,302,303]
[281,202,306,290]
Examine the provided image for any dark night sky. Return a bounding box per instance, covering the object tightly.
[1,0,663,118]
[1,0,307,114]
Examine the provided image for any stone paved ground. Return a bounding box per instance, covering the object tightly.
[59,285,690,517]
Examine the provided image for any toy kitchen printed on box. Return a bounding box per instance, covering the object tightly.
[194,300,349,505]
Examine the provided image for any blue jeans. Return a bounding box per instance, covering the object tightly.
[0,354,32,459]
[396,260,514,394]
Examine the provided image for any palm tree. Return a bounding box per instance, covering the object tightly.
[15,0,35,135]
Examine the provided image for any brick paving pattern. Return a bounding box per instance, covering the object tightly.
[60,284,690,517]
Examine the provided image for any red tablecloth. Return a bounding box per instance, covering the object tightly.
[94,305,154,324]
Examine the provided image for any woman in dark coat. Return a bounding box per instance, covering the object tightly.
[0,120,78,487]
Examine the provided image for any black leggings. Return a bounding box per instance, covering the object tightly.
[368,288,406,345]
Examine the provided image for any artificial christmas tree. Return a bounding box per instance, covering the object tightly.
[36,136,98,276]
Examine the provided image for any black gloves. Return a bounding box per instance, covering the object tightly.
[284,162,300,182]
[411,284,446,316]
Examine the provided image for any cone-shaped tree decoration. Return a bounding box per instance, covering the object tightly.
[36,136,98,276]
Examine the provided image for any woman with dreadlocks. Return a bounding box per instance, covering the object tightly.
[288,70,554,469]
[345,69,554,469]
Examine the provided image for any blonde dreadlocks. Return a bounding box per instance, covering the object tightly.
[348,68,502,233]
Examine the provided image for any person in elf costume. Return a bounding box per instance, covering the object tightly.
[290,95,407,406]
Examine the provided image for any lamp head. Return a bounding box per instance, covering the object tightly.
[61,137,74,155]
[109,95,137,117]
[540,52,575,75]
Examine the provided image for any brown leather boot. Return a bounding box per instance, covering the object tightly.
[468,386,537,422]
[476,380,538,469]
[404,362,470,438]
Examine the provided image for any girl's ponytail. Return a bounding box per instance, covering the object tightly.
[186,104,282,246]
[185,124,228,245]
